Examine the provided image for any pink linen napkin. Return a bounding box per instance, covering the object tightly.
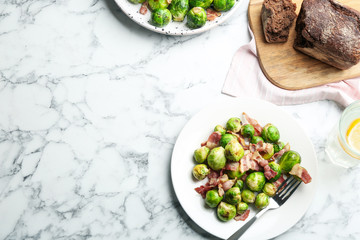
[222,29,360,107]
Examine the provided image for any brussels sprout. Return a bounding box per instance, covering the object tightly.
[241,189,256,204]
[189,0,213,8]
[207,147,226,171]
[235,179,244,190]
[225,169,244,179]
[246,172,266,192]
[279,150,301,173]
[194,146,210,163]
[267,162,281,182]
[217,202,236,221]
[151,9,172,27]
[205,189,223,208]
[261,123,280,143]
[261,144,274,160]
[262,182,276,197]
[192,164,210,180]
[214,125,226,135]
[250,136,264,144]
[187,7,207,29]
[149,0,169,10]
[226,117,242,133]
[128,0,146,4]
[236,202,249,214]
[220,134,237,148]
[213,0,235,11]
[225,139,244,162]
[225,187,242,205]
[273,141,285,153]
[241,124,255,138]
[255,193,269,209]
[169,0,189,22]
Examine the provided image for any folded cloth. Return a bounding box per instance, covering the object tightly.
[222,29,360,107]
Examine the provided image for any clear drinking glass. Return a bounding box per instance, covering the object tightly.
[325,100,360,168]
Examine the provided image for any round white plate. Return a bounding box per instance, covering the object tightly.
[171,97,318,239]
[114,0,242,35]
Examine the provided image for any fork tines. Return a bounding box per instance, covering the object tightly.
[273,176,302,204]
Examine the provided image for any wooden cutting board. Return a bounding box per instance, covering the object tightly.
[248,0,360,90]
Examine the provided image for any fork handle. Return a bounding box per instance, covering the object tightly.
[227,207,269,240]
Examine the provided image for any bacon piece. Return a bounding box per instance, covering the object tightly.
[195,185,213,198]
[242,112,263,136]
[225,162,240,171]
[264,165,277,180]
[218,187,225,197]
[139,1,148,15]
[218,174,229,184]
[273,175,285,190]
[240,172,248,181]
[222,179,236,191]
[201,131,222,149]
[251,151,268,168]
[234,209,250,221]
[250,141,273,154]
[206,8,221,21]
[289,164,312,184]
[240,153,260,173]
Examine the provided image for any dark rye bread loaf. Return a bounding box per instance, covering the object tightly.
[294,0,360,70]
[261,0,297,43]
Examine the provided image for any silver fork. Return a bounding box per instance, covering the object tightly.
[227,176,302,240]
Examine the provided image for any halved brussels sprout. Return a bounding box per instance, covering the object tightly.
[189,0,213,8]
[261,123,280,143]
[220,133,237,148]
[214,125,226,135]
[187,7,207,29]
[246,172,266,192]
[169,0,189,22]
[267,162,281,182]
[273,141,285,153]
[241,124,255,138]
[149,0,169,10]
[279,150,301,173]
[250,136,264,144]
[217,202,236,221]
[207,147,226,171]
[226,117,242,133]
[235,179,244,190]
[255,193,269,209]
[194,146,210,163]
[225,169,244,179]
[262,182,276,197]
[241,189,256,204]
[225,187,242,205]
[205,189,223,208]
[225,139,244,162]
[261,144,274,160]
[151,9,172,27]
[192,164,210,180]
[213,0,235,11]
[236,202,249,214]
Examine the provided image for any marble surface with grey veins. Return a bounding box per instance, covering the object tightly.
[0,0,360,239]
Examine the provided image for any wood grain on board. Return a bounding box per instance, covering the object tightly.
[248,0,360,90]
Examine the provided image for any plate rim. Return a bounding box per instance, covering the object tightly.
[114,0,243,36]
[170,96,318,239]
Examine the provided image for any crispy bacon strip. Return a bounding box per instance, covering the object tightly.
[240,153,260,173]
[251,151,268,168]
[264,165,277,180]
[242,112,262,136]
[206,8,221,21]
[289,164,312,184]
[273,175,285,190]
[234,209,250,221]
[224,162,240,171]
[139,1,148,15]
[201,131,222,149]
[227,131,247,148]
[222,179,236,191]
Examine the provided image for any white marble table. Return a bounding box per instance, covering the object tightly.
[0,0,358,239]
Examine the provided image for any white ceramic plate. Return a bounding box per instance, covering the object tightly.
[114,0,242,35]
[171,97,318,239]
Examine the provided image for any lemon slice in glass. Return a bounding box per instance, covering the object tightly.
[346,118,360,154]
